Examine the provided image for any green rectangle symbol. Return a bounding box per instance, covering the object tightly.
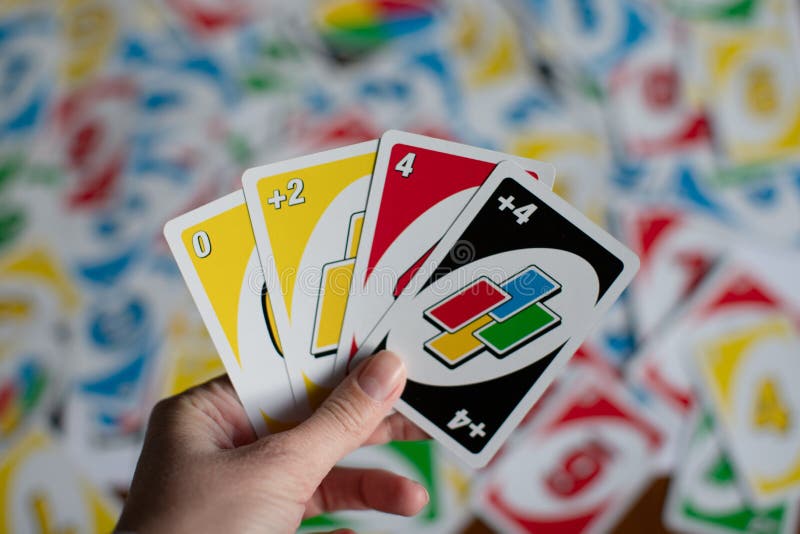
[475,302,560,355]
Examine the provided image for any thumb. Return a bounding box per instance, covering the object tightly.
[279,351,406,482]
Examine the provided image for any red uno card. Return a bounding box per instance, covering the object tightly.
[335,130,555,374]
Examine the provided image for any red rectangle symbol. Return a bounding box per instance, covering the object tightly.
[424,277,510,333]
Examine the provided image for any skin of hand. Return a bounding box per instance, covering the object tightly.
[116,351,429,534]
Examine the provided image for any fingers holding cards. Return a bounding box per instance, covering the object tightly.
[164,131,647,472]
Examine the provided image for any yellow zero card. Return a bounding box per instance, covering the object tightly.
[164,190,299,433]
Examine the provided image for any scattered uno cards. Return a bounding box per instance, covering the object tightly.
[664,409,799,534]
[614,201,729,340]
[694,314,800,506]
[0,427,120,534]
[165,131,637,466]
[7,0,800,529]
[473,371,665,533]
[629,257,800,419]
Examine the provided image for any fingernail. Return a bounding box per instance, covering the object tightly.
[420,484,430,504]
[357,351,404,401]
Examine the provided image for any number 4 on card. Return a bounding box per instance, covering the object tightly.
[448,409,487,439]
[395,152,416,178]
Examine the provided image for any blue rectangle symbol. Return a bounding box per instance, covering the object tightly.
[489,266,559,321]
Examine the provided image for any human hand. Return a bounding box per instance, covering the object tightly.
[116,351,429,533]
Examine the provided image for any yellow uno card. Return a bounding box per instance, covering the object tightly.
[0,427,119,534]
[242,141,377,410]
[164,190,300,433]
[161,309,227,396]
[700,28,800,165]
[695,315,800,504]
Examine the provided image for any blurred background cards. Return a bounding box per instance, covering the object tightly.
[1,0,800,532]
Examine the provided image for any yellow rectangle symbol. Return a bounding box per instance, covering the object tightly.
[311,259,355,356]
[425,315,493,366]
[346,212,364,259]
